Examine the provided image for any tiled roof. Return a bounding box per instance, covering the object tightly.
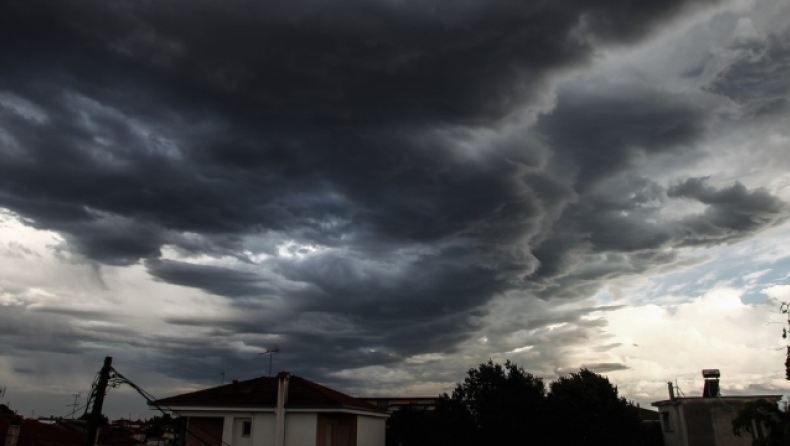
[0,419,85,446]
[152,375,384,413]
[1,405,83,446]
[0,405,139,446]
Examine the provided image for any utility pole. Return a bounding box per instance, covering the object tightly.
[85,357,112,446]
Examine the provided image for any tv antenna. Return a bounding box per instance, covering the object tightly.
[219,371,225,385]
[258,348,280,377]
[68,393,81,419]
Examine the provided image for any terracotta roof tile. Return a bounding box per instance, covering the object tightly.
[152,375,383,413]
[0,406,138,446]
[0,414,83,446]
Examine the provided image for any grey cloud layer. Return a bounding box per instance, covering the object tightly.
[1,0,787,387]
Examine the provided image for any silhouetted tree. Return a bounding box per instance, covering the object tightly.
[78,412,108,425]
[439,360,547,445]
[385,405,432,446]
[547,368,642,446]
[642,420,665,446]
[732,399,790,446]
[386,362,655,446]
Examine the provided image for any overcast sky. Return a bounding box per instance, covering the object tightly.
[1,0,790,420]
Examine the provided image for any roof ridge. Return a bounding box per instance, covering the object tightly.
[290,376,381,411]
[151,373,385,413]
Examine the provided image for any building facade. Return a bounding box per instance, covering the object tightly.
[152,372,388,446]
[651,370,781,446]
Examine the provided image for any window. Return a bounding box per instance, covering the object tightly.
[242,420,252,437]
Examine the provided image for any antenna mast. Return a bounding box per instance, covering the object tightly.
[68,393,81,419]
[258,348,280,377]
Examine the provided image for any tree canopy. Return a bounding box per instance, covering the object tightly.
[444,360,546,445]
[386,360,656,446]
[732,399,790,446]
[547,368,643,446]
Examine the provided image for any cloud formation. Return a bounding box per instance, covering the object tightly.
[0,0,789,417]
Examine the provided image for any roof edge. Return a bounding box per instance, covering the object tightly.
[652,395,783,407]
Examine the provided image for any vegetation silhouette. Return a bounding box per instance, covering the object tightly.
[732,399,790,446]
[386,360,658,446]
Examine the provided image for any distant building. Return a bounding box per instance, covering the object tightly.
[151,371,388,446]
[651,369,782,446]
[0,404,139,446]
[638,406,661,423]
[358,397,439,414]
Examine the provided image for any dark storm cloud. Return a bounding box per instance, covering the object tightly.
[709,28,790,118]
[520,80,787,299]
[669,177,786,244]
[7,0,786,386]
[159,246,496,357]
[146,259,279,299]
[0,0,718,125]
[525,87,711,297]
[0,305,129,356]
[536,88,710,188]
[0,0,723,262]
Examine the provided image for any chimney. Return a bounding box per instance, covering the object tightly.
[275,371,291,446]
[667,382,675,400]
[702,369,720,397]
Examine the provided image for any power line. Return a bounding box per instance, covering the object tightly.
[109,367,231,446]
[68,393,81,419]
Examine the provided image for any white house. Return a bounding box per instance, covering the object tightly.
[651,370,782,446]
[151,371,388,446]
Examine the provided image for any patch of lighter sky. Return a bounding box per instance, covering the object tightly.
[159,243,255,268]
[0,208,245,418]
[331,364,456,398]
[405,353,447,364]
[161,235,334,267]
[65,91,184,161]
[576,225,790,405]
[0,91,49,124]
[276,240,326,260]
[596,287,790,406]
[586,0,786,92]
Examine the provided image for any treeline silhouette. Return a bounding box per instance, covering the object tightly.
[386,360,662,446]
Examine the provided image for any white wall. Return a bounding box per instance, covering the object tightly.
[252,413,277,446]
[657,406,684,446]
[284,413,317,446]
[356,415,386,446]
[233,418,253,446]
